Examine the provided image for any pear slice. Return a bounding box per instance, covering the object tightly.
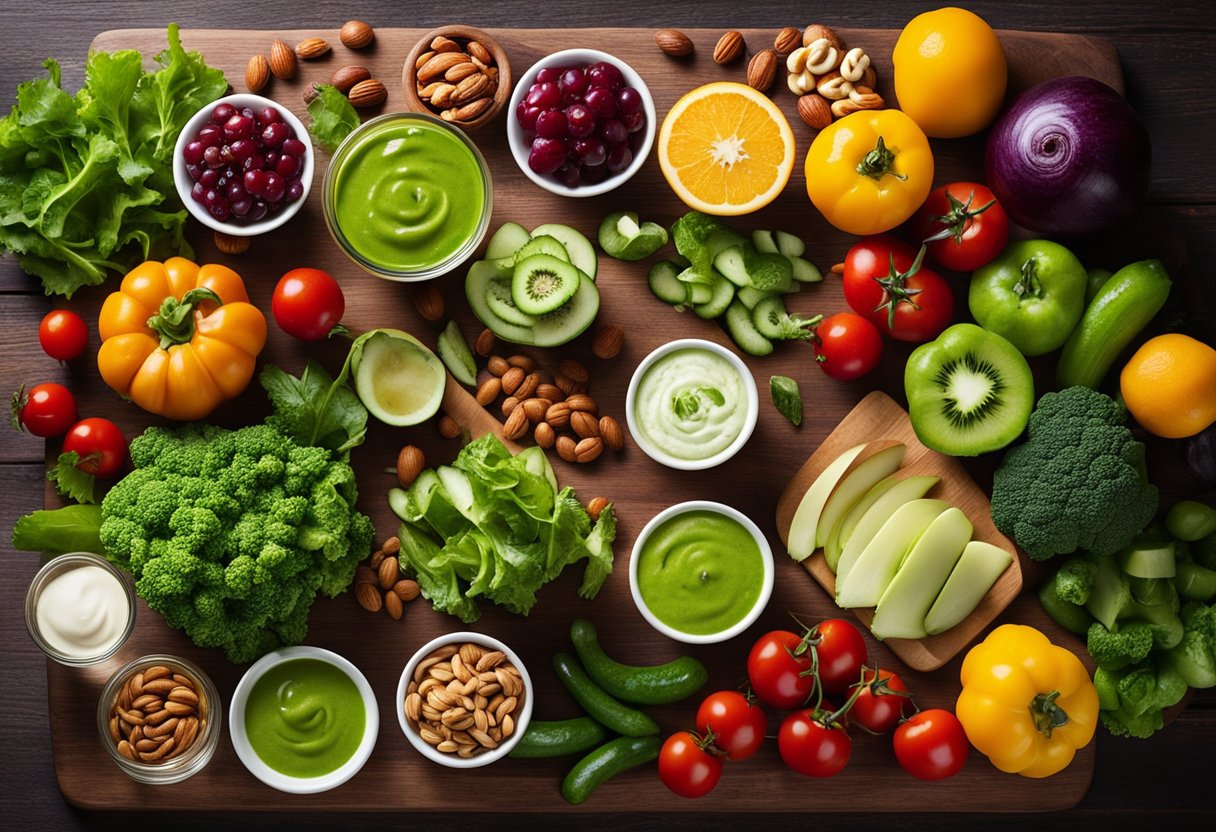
[824,475,898,572]
[835,476,940,585]
[786,443,867,561]
[836,499,950,608]
[924,541,1014,635]
[815,443,906,549]
[870,507,973,640]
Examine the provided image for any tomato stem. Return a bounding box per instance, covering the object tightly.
[855,136,907,182]
[871,245,928,330]
[922,189,997,245]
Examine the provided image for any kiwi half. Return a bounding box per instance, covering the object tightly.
[511,253,580,316]
[904,323,1034,456]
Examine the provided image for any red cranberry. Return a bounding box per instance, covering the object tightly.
[528,137,567,175]
[212,103,236,123]
[587,61,624,90]
[282,138,307,158]
[583,86,617,118]
[535,109,570,140]
[275,154,300,178]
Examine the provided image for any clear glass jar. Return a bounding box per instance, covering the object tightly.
[97,654,222,784]
[24,552,135,667]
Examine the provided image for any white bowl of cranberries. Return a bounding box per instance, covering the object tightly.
[507,49,656,197]
[173,93,314,236]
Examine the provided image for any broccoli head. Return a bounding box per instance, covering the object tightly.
[1087,620,1155,670]
[991,387,1158,561]
[1055,556,1098,605]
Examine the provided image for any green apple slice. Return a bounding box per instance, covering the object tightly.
[835,499,950,609]
[815,443,906,549]
[786,443,868,561]
[924,541,1014,635]
[834,475,940,584]
[870,507,973,640]
[825,475,898,572]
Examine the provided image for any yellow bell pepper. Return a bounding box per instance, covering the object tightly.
[956,624,1098,779]
[804,108,933,236]
[97,257,267,421]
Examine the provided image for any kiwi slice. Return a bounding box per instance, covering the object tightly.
[904,323,1034,457]
[486,276,537,327]
[511,253,580,315]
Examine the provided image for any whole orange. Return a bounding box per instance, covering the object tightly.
[892,8,1008,138]
[1120,333,1216,438]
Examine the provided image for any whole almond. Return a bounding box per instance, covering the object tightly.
[341,20,375,50]
[570,410,600,439]
[393,579,420,602]
[536,383,564,402]
[355,581,383,612]
[534,422,556,449]
[474,329,496,356]
[331,65,371,93]
[415,50,436,70]
[747,49,778,92]
[575,437,604,463]
[554,373,586,396]
[383,536,401,556]
[501,366,525,396]
[385,590,404,620]
[521,398,551,423]
[245,54,270,92]
[349,78,388,108]
[713,31,745,65]
[476,377,502,406]
[591,325,624,359]
[269,40,298,80]
[487,356,509,377]
[396,445,425,488]
[430,84,458,108]
[515,372,541,400]
[655,29,694,57]
[774,27,802,56]
[556,435,578,463]
[599,416,625,451]
[356,564,377,585]
[370,549,384,569]
[558,359,589,383]
[453,72,493,106]
[430,35,462,54]
[507,354,536,371]
[445,61,480,84]
[545,401,572,429]
[454,97,493,123]
[796,93,833,129]
[214,230,250,255]
[803,23,843,52]
[419,52,470,83]
[503,406,529,440]
[438,415,462,439]
[501,396,521,417]
[378,556,400,590]
[467,41,493,65]
[296,37,331,59]
[565,393,598,414]
[586,497,610,521]
[411,284,445,321]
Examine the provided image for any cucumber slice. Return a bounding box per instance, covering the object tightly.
[485,222,532,260]
[693,273,735,319]
[752,230,779,254]
[598,211,668,261]
[713,244,793,292]
[532,273,601,347]
[648,260,687,306]
[713,246,751,288]
[532,223,597,280]
[436,320,477,386]
[512,253,580,315]
[790,256,823,283]
[513,234,571,264]
[487,255,516,279]
[685,280,714,306]
[724,299,774,356]
[1118,540,1177,579]
[486,276,538,327]
[774,230,806,258]
[466,260,534,344]
[751,296,789,340]
[736,286,775,309]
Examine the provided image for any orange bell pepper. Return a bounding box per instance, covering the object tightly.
[97,257,267,421]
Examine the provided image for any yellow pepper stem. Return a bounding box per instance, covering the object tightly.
[147,287,223,350]
[1029,690,1070,739]
[855,136,908,182]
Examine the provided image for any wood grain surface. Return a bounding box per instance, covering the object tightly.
[2,3,1214,831]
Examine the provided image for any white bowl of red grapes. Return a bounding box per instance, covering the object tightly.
[508,49,655,197]
[174,94,314,236]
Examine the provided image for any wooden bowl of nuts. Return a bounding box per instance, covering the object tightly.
[402,25,511,131]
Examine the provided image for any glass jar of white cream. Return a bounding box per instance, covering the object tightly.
[25,552,135,666]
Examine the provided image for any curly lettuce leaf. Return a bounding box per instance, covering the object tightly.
[306,84,360,153]
[47,451,97,504]
[11,504,104,556]
[260,362,368,456]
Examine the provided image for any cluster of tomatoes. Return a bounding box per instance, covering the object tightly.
[658,619,970,798]
[812,182,1008,381]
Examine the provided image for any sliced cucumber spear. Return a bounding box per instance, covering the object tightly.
[752,229,822,283]
[598,211,669,261]
[436,320,477,386]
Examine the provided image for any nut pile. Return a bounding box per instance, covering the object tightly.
[355,536,420,620]
[412,35,501,125]
[403,642,525,758]
[108,665,205,764]
[243,21,387,110]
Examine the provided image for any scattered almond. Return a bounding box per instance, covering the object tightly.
[438,415,462,439]
[384,590,404,620]
[586,497,610,521]
[774,27,802,56]
[378,556,400,590]
[591,325,624,359]
[340,20,375,50]
[501,366,526,396]
[536,383,564,403]
[501,396,521,417]
[396,445,425,489]
[383,536,401,556]
[545,401,572,429]
[515,372,541,400]
[474,329,497,356]
[245,54,270,92]
[331,65,371,93]
[507,354,536,371]
[575,437,604,464]
[503,406,529,440]
[296,37,331,59]
[747,49,778,92]
[713,31,745,65]
[554,373,586,396]
[412,285,445,322]
[213,230,250,255]
[521,398,551,423]
[534,422,556,449]
[796,94,833,130]
[556,435,578,463]
[487,356,509,377]
[268,40,298,80]
[599,416,624,451]
[655,29,694,57]
[393,579,420,602]
[348,78,388,108]
[557,359,589,383]
[355,581,383,612]
[475,377,502,406]
[570,411,600,440]
[565,393,598,414]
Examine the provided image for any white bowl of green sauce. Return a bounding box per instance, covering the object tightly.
[323,111,493,281]
[630,501,774,644]
[229,646,378,794]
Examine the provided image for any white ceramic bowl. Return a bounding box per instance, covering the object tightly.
[506,48,656,197]
[625,338,760,470]
[229,646,378,794]
[397,632,533,768]
[173,93,314,236]
[630,500,774,645]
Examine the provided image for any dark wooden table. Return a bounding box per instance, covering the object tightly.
[2,2,1212,829]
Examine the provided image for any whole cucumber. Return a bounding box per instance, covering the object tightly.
[570,618,708,705]
[509,716,609,759]
[1056,259,1171,389]
[552,652,660,737]
[561,735,662,805]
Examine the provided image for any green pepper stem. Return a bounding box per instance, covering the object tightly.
[1029,690,1070,738]
[855,136,908,182]
[146,287,223,350]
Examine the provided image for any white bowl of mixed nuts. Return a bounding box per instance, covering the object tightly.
[397,632,533,768]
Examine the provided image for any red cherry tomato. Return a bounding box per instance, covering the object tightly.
[39,310,89,361]
[893,709,969,781]
[850,667,913,734]
[842,236,954,343]
[695,690,767,761]
[62,417,128,478]
[272,268,345,341]
[812,619,869,697]
[915,182,1009,273]
[813,313,883,381]
[778,709,851,777]
[747,630,816,710]
[658,731,723,798]
[11,383,78,438]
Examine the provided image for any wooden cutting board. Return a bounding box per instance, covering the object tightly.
[43,26,1117,813]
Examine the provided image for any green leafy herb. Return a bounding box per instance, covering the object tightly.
[0,25,226,297]
[671,211,744,278]
[700,386,725,406]
[672,386,724,419]
[306,84,360,152]
[770,375,803,426]
[11,504,104,556]
[260,361,368,456]
[47,451,97,504]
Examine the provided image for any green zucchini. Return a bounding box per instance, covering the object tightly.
[1056,259,1172,389]
[561,736,662,805]
[552,653,660,737]
[509,717,609,759]
[569,618,708,705]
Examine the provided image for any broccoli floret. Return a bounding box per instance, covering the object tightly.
[1087,620,1154,670]
[991,387,1158,560]
[1163,602,1216,688]
[1094,660,1189,739]
[1056,556,1098,605]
